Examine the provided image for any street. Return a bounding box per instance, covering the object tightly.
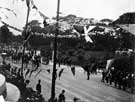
[4,59,135,102]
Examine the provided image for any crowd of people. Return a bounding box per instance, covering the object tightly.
[0,51,79,102]
[1,49,43,78]
[0,60,45,102]
[1,48,135,102]
[102,67,135,93]
[101,54,135,94]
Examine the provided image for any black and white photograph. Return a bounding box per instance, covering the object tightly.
[0,0,135,102]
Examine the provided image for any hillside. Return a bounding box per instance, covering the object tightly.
[51,14,113,33]
[112,12,135,24]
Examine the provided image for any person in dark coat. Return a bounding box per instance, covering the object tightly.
[58,90,66,102]
[36,79,42,94]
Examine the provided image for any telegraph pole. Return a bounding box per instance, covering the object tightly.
[51,0,60,100]
[21,0,30,74]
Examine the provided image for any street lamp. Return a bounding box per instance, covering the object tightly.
[51,0,60,100]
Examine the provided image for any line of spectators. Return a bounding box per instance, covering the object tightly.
[101,67,135,94]
[0,62,46,102]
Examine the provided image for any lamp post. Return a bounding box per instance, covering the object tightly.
[51,0,60,100]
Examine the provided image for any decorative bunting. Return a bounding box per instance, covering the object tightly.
[30,0,49,20]
[38,11,49,20]
[58,68,64,80]
[1,20,22,32]
[46,69,50,74]
[0,6,17,17]
[32,5,38,10]
[71,66,75,76]
[0,11,9,19]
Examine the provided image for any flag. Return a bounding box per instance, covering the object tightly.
[73,25,95,43]
[31,0,38,10]
[71,66,75,76]
[30,0,49,20]
[58,68,64,79]
[73,25,84,33]
[32,5,38,10]
[83,26,94,43]
[46,69,50,74]
[1,21,22,32]
[38,11,49,19]
[106,59,114,70]
[84,35,93,43]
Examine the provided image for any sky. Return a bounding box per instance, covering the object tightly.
[0,0,135,35]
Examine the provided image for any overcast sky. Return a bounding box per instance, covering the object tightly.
[0,0,135,35]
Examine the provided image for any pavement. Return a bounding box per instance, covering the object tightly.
[1,58,135,102]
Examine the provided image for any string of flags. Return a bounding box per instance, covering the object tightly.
[71,66,75,76]
[27,0,49,20]
[45,67,76,80]
[1,0,95,44]
[46,69,51,74]
[0,6,17,17]
[1,20,22,32]
[0,0,48,33]
[58,68,64,80]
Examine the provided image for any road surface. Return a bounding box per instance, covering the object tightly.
[1,58,135,102]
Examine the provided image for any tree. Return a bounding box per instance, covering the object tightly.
[0,25,13,45]
[100,19,113,22]
[27,20,41,27]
